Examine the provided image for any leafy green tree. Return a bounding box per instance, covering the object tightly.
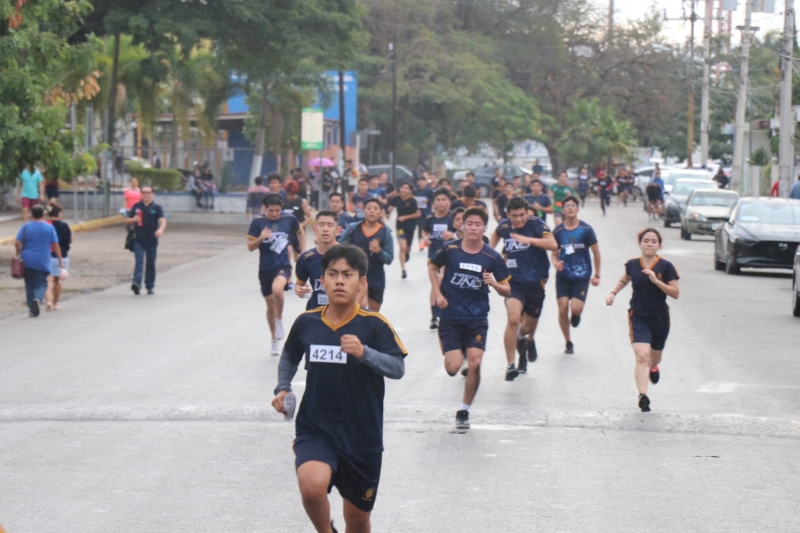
[555,99,638,169]
[359,0,540,165]
[0,0,95,185]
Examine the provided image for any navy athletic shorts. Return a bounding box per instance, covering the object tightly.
[507,280,546,318]
[628,308,670,350]
[396,222,416,247]
[259,266,292,297]
[555,278,590,302]
[294,435,382,512]
[367,287,384,305]
[438,318,489,353]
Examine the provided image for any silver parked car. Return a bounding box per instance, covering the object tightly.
[793,244,800,317]
[680,189,740,240]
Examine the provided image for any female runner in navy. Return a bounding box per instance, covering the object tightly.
[272,245,406,533]
[605,228,680,412]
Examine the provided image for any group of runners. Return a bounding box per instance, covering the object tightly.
[249,172,680,533]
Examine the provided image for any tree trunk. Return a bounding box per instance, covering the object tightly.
[249,89,270,186]
[105,32,121,146]
[171,110,178,170]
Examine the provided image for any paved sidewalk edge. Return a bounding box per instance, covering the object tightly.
[0,215,125,245]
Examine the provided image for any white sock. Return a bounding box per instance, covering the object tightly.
[460,403,470,411]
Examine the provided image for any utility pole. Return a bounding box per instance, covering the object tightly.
[338,71,347,210]
[731,0,754,193]
[686,0,697,168]
[608,0,614,42]
[778,0,795,197]
[389,40,397,186]
[700,0,713,168]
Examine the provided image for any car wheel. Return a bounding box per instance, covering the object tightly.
[684,228,691,240]
[663,218,671,228]
[725,247,740,275]
[714,248,725,271]
[793,276,800,317]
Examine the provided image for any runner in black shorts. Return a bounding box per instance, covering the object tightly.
[551,196,601,354]
[387,182,421,279]
[429,207,510,429]
[606,228,680,412]
[421,188,455,329]
[272,245,407,533]
[247,194,303,356]
[490,197,557,378]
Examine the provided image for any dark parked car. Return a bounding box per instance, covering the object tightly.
[793,244,800,317]
[663,179,719,227]
[714,198,800,275]
[367,164,414,184]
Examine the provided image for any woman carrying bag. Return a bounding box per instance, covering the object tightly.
[13,205,63,317]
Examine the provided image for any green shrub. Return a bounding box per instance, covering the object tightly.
[129,167,182,192]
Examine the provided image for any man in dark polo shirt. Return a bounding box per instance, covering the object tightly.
[126,186,167,295]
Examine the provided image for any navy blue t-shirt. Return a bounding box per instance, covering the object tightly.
[625,257,680,316]
[413,187,434,215]
[422,212,455,260]
[128,201,165,248]
[553,221,598,280]
[284,307,407,454]
[295,248,327,310]
[247,214,301,271]
[50,220,72,258]
[337,211,357,231]
[430,240,510,320]
[347,223,389,290]
[494,217,552,283]
[351,193,372,220]
[524,194,551,223]
[451,198,488,211]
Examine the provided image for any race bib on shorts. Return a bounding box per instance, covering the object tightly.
[309,345,347,364]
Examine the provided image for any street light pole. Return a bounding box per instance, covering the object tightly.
[686,0,697,168]
[700,0,712,168]
[731,0,754,193]
[778,0,795,197]
[389,40,397,186]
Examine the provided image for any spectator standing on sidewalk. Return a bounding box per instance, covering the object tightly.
[124,177,142,211]
[16,164,44,222]
[247,176,271,217]
[14,205,63,317]
[44,204,72,311]
[126,186,167,296]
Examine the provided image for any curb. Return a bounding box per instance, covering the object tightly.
[0,215,126,245]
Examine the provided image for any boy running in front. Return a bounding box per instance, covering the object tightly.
[272,244,407,533]
[429,207,510,429]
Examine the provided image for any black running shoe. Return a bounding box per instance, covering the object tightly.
[505,364,519,381]
[30,300,40,317]
[518,356,527,374]
[147,288,154,295]
[516,336,527,362]
[402,270,407,279]
[649,366,660,384]
[131,283,140,295]
[429,317,438,330]
[460,365,469,377]
[564,341,574,355]
[638,393,651,412]
[527,339,538,362]
[455,410,470,429]
[570,314,581,328]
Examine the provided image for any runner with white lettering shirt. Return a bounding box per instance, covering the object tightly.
[295,211,341,310]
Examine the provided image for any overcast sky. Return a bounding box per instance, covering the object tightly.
[611,0,786,45]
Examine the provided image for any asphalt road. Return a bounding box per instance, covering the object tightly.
[1,199,799,532]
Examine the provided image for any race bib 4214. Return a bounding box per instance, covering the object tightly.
[309,345,347,364]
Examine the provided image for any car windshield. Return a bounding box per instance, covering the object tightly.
[673,182,717,196]
[736,202,800,224]
[690,193,739,207]
[665,173,708,186]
